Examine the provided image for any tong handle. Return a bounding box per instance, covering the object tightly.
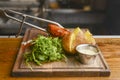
[0,9,64,37]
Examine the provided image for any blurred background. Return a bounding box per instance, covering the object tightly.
[0,0,120,36]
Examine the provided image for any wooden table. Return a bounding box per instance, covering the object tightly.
[0,37,120,80]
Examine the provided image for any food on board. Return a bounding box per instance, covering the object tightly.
[48,24,70,37]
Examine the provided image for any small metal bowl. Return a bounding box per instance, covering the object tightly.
[76,44,99,64]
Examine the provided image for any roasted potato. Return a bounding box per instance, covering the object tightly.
[62,27,96,54]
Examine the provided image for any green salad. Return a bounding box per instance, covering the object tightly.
[24,35,66,66]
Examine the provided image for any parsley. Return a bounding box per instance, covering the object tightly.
[24,35,66,66]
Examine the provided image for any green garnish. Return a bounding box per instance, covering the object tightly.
[24,35,66,66]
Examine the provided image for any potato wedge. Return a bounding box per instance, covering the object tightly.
[62,27,96,54]
[62,27,86,54]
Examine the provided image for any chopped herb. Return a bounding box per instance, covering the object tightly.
[24,35,66,66]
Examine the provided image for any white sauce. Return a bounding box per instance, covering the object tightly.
[79,49,97,55]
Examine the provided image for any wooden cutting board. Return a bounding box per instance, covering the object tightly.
[12,28,110,77]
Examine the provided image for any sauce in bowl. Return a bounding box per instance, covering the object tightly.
[76,44,99,64]
[78,49,97,55]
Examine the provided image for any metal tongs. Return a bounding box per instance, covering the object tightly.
[0,9,64,37]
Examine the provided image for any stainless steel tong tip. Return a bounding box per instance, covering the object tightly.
[0,9,64,37]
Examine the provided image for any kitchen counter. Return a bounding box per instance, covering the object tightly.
[0,37,120,80]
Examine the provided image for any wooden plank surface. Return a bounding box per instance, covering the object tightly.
[0,34,120,79]
[12,28,110,77]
